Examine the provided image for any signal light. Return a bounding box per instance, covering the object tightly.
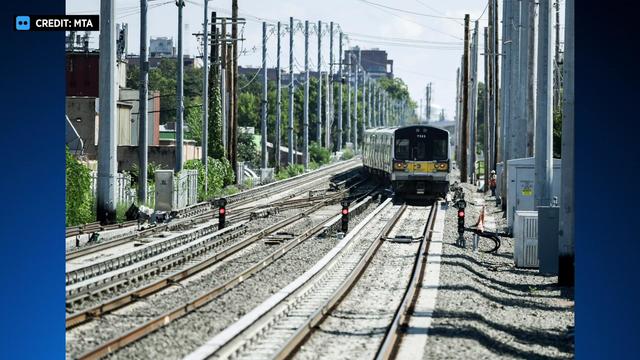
[213,197,228,229]
[457,209,465,235]
[341,201,350,233]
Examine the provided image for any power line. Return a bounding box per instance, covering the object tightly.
[356,0,464,21]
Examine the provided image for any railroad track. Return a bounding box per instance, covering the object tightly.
[74,190,377,360]
[183,201,441,360]
[65,159,360,262]
[65,178,369,303]
[65,181,371,322]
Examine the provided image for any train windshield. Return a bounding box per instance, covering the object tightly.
[394,127,448,161]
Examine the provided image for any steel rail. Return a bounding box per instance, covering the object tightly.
[375,201,440,360]
[271,203,410,360]
[76,192,375,360]
[66,162,360,262]
[66,199,335,329]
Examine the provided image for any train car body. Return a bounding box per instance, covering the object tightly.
[363,125,450,197]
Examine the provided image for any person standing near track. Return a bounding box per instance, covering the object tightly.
[489,170,497,197]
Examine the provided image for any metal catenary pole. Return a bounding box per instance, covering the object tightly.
[288,17,295,165]
[138,0,149,204]
[337,31,343,151]
[201,1,209,195]
[535,0,553,208]
[260,22,268,169]
[455,67,460,159]
[513,0,528,161]
[527,0,536,157]
[460,14,470,183]
[484,26,490,191]
[559,0,574,286]
[346,52,351,145]
[325,71,330,149]
[317,21,323,146]
[231,0,238,181]
[328,22,334,149]
[175,0,185,173]
[499,0,512,203]
[362,71,367,133]
[469,20,479,182]
[303,20,310,169]
[492,0,500,171]
[97,0,117,223]
[353,50,359,150]
[275,21,282,170]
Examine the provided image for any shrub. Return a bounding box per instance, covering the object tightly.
[275,164,305,180]
[184,157,235,201]
[309,142,331,165]
[66,148,93,226]
[341,148,354,160]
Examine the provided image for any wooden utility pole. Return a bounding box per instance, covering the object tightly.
[460,14,470,183]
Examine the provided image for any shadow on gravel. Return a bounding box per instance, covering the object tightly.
[439,256,566,294]
[316,326,388,337]
[438,283,572,312]
[424,323,573,360]
[423,310,575,354]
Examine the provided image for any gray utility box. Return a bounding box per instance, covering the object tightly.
[537,206,560,275]
[506,157,562,232]
[155,170,175,212]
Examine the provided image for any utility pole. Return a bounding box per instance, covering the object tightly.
[260,22,268,169]
[138,0,149,204]
[469,20,479,183]
[535,0,553,208]
[275,21,282,170]
[303,20,310,169]
[175,0,186,173]
[346,52,351,146]
[201,1,209,195]
[221,18,227,155]
[526,0,537,157]
[97,0,117,223]
[501,0,516,204]
[460,14,470,183]
[514,0,529,161]
[455,67,460,159]
[362,72,367,133]
[353,50,359,150]
[559,0,574,286]
[493,0,500,171]
[288,17,295,165]
[484,26,490,191]
[337,32,343,151]
[328,22,334,149]
[317,21,323,146]
[231,0,238,180]
[553,0,561,111]
[325,71,330,149]
[368,80,372,128]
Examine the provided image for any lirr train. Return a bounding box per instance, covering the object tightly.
[362,125,451,197]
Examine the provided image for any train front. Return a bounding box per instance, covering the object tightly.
[391,125,450,198]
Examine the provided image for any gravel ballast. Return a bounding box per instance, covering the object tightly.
[294,206,430,360]
[66,200,378,360]
[422,174,574,359]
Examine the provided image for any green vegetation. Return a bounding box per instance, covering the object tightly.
[275,164,305,180]
[237,132,260,167]
[309,142,331,166]
[66,148,93,226]
[341,148,354,160]
[184,157,235,201]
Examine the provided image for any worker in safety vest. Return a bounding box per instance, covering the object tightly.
[489,170,497,197]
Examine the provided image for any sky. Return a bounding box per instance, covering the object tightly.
[66,0,561,121]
